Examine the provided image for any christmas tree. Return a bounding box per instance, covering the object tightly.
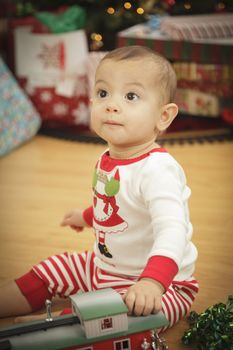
[2,0,232,50]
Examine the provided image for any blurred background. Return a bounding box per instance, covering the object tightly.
[1,0,233,51]
[0,0,233,152]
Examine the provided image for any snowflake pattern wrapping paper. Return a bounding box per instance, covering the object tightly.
[14,25,90,129]
[0,57,41,157]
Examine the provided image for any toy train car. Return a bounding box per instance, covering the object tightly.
[0,288,169,350]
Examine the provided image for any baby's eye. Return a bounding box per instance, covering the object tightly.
[125,92,139,101]
[97,89,108,98]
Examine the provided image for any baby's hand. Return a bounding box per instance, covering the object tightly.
[60,209,86,232]
[122,278,164,316]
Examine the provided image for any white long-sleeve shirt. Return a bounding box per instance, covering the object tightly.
[83,147,198,287]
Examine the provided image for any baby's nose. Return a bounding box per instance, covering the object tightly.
[106,105,119,113]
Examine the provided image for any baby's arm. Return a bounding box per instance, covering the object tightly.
[127,158,190,316]
[122,278,164,316]
[123,255,178,316]
[61,206,93,232]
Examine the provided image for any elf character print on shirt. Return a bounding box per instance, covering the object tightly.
[92,164,128,259]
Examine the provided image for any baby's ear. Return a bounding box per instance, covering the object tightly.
[157,103,178,132]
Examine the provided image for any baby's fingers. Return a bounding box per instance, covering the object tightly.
[61,210,74,226]
[141,296,155,316]
[60,220,66,226]
[122,291,136,315]
[70,225,83,232]
[133,294,146,316]
[60,218,69,226]
[153,297,162,314]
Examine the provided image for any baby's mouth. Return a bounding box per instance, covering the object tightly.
[104,120,123,126]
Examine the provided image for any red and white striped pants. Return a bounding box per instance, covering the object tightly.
[33,251,199,331]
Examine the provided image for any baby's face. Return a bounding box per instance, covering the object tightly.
[90,58,164,149]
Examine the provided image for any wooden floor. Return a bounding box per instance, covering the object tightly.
[0,135,233,349]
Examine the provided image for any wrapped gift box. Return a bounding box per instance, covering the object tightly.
[7,13,90,129]
[175,89,220,117]
[0,57,41,157]
[117,23,233,65]
[160,14,233,41]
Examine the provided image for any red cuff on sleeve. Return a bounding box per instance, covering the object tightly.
[83,206,94,227]
[139,256,178,291]
[15,270,52,312]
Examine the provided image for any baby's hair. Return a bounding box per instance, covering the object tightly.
[100,45,177,104]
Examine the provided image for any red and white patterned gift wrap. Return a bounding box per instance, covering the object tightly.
[10,18,90,129]
[175,89,220,117]
[19,76,89,128]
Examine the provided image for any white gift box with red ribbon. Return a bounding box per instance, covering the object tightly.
[14,27,90,128]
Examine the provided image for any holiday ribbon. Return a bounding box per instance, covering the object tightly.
[35,5,86,33]
[182,295,233,349]
[94,192,119,215]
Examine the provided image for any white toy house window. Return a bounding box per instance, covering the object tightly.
[114,338,131,350]
[100,317,113,331]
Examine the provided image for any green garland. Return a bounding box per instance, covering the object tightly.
[182,295,233,350]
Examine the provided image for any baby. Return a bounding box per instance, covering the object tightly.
[0,46,198,331]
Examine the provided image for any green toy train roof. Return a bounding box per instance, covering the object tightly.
[70,288,128,321]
